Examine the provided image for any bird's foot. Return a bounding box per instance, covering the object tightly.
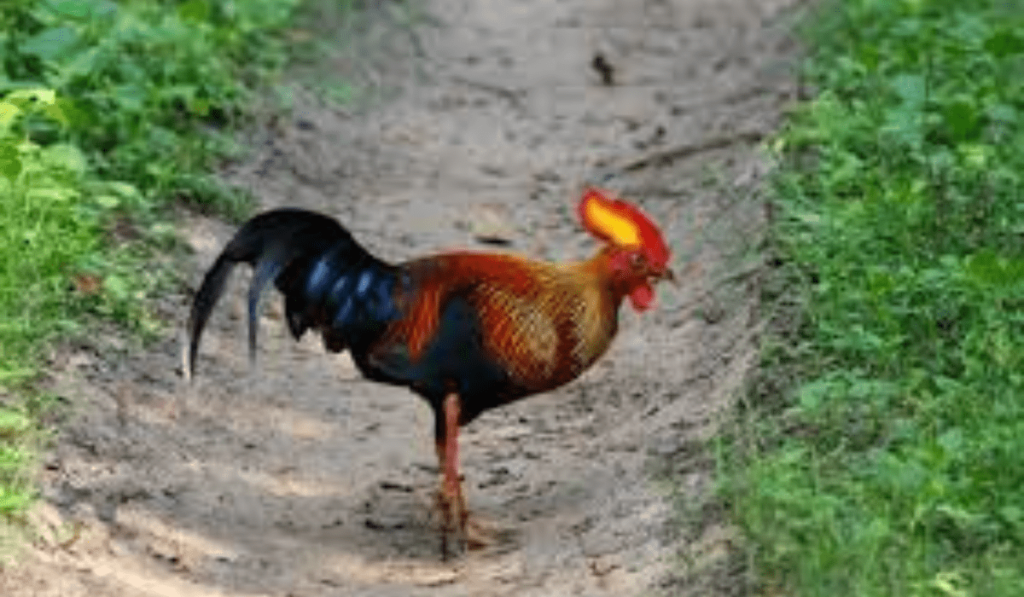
[437,488,461,559]
[437,488,495,558]
[462,515,497,550]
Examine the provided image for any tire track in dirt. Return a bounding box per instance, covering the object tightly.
[3,1,802,595]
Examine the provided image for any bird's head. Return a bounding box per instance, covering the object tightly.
[578,187,675,312]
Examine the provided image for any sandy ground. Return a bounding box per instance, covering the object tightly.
[1,1,802,595]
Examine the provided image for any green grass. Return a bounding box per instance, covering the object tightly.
[718,1,1024,595]
[0,0,306,536]
[4,0,306,216]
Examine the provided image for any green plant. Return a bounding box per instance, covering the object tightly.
[0,0,306,534]
[3,0,299,213]
[719,1,1024,595]
[0,88,103,531]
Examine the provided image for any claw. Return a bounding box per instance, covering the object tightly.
[463,516,496,549]
[437,487,493,558]
[437,486,460,559]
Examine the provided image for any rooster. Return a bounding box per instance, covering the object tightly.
[185,187,675,555]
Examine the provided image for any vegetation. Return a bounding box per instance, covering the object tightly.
[0,0,301,532]
[719,0,1024,595]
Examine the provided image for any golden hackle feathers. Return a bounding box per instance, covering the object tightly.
[389,252,619,394]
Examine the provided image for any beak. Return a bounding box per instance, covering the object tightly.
[657,267,678,287]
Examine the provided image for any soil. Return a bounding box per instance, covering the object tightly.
[2,1,803,595]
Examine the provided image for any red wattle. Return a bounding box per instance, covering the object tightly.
[628,282,655,312]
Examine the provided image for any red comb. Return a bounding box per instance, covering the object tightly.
[578,187,671,267]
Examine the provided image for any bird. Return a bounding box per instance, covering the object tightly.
[184,187,675,556]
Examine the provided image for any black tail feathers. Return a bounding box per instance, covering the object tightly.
[185,208,396,380]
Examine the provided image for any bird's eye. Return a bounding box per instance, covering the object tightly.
[630,253,647,268]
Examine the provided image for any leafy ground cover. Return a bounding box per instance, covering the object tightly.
[720,1,1024,595]
[0,0,302,538]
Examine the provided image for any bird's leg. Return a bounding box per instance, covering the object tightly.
[434,393,494,558]
[435,392,466,558]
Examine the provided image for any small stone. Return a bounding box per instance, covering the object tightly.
[467,204,516,245]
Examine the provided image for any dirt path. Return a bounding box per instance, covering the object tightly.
[3,1,801,595]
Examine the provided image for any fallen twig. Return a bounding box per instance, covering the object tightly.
[449,74,527,112]
[615,128,768,174]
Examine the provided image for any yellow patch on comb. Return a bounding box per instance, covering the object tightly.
[582,194,641,247]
